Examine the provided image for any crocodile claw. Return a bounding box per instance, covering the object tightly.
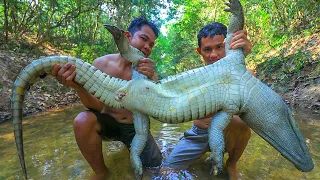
[134,168,143,180]
[224,0,243,17]
[205,155,222,176]
[132,161,143,180]
[104,24,124,40]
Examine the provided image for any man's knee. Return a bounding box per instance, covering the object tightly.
[235,117,251,138]
[73,111,100,136]
[224,116,251,148]
[229,116,250,134]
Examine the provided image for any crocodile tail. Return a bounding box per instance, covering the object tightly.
[11,56,75,179]
[11,56,127,178]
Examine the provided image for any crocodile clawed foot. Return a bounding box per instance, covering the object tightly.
[205,156,222,176]
[104,24,124,40]
[224,1,231,10]
[224,0,242,14]
[134,167,143,180]
[131,155,143,180]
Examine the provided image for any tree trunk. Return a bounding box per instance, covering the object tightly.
[4,0,9,43]
[212,0,218,22]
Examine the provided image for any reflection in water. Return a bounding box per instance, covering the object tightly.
[0,105,319,179]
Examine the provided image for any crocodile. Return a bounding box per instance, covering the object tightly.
[11,0,314,179]
[102,24,153,179]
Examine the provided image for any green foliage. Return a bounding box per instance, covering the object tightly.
[152,0,225,77]
[1,0,319,77]
[258,47,318,79]
[154,0,319,78]
[0,0,165,62]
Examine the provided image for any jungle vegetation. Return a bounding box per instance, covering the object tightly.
[1,0,319,78]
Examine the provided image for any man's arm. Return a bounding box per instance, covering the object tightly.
[229,29,252,57]
[135,58,158,81]
[51,61,104,112]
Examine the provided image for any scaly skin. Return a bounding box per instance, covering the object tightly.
[12,0,314,179]
[130,69,151,179]
[11,56,128,179]
[106,24,151,177]
[104,24,146,64]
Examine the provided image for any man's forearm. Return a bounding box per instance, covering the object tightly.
[151,73,159,82]
[75,87,104,112]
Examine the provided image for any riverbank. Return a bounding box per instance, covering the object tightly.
[255,33,319,116]
[0,49,80,123]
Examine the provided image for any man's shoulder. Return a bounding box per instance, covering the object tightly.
[94,54,118,63]
[93,54,119,67]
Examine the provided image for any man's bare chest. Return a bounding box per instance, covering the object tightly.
[102,67,132,81]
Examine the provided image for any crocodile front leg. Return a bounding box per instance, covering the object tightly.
[206,111,232,175]
[130,111,150,180]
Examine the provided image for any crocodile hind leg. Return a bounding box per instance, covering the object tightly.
[129,69,151,180]
[130,112,150,180]
[206,111,232,175]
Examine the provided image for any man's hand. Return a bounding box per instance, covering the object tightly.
[229,29,252,57]
[51,63,82,90]
[134,58,156,80]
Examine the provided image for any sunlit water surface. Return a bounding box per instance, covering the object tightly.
[1,105,319,180]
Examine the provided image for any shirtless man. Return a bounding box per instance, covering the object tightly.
[52,17,162,179]
[161,22,254,180]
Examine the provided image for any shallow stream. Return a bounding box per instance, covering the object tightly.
[1,105,319,179]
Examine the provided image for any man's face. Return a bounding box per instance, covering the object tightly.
[196,35,226,65]
[127,25,156,58]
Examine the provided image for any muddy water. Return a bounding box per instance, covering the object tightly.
[1,105,319,179]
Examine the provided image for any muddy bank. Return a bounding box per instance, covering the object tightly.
[256,33,320,116]
[0,50,80,123]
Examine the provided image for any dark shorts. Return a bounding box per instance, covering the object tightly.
[88,109,162,168]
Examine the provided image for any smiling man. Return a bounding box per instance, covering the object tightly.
[161,22,254,180]
[51,17,162,179]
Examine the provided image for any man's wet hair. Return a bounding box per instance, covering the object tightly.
[197,22,227,47]
[128,17,159,38]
